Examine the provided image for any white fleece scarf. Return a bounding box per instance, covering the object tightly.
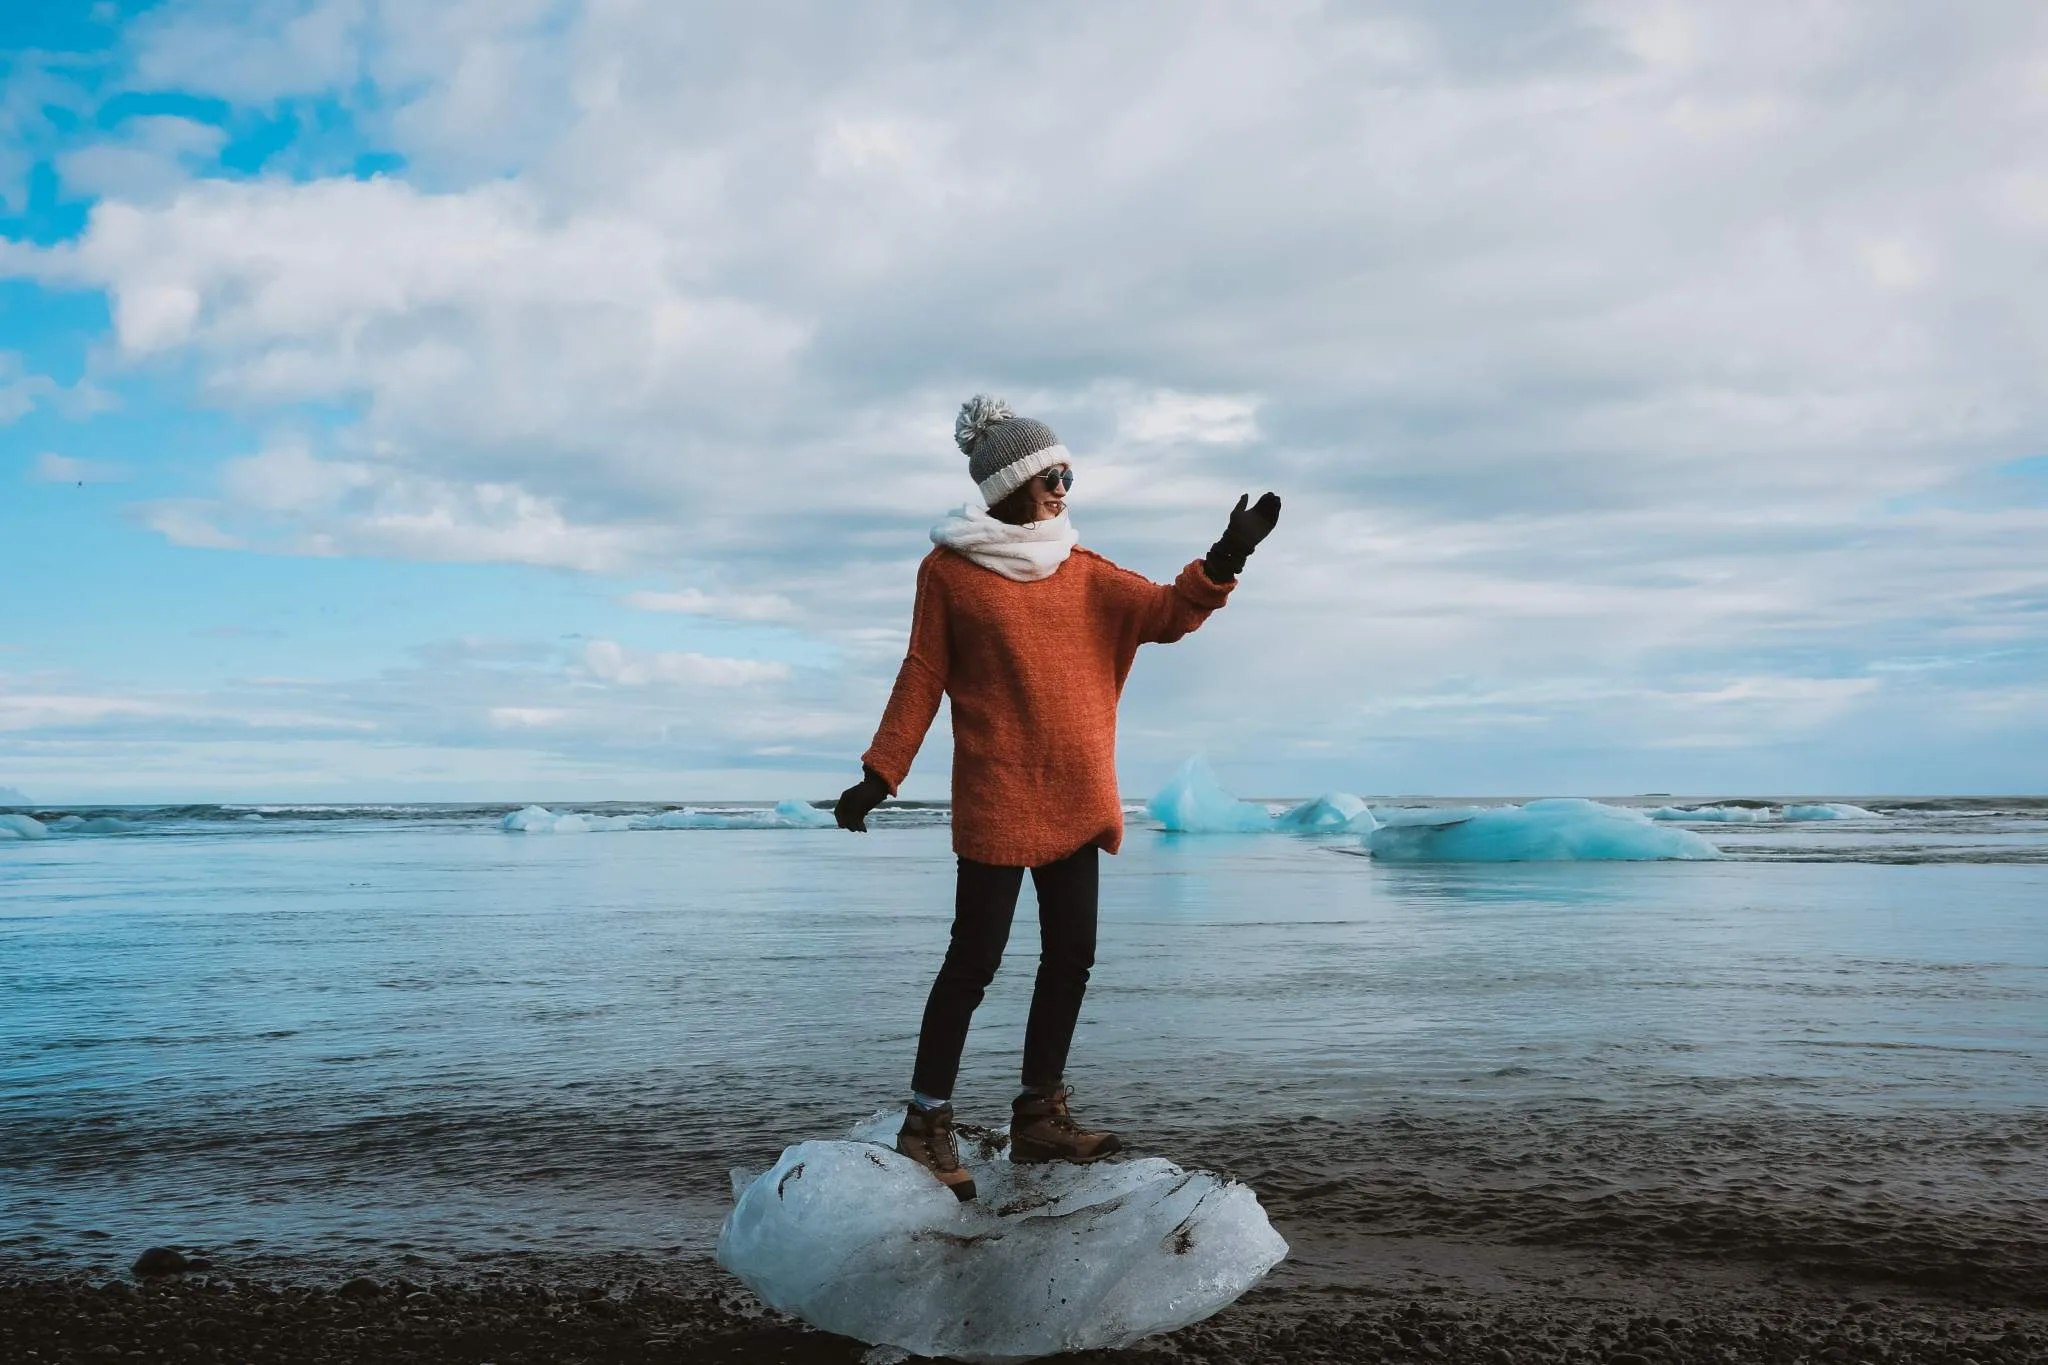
[930,503,1079,582]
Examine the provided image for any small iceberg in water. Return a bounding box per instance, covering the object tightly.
[1782,802,1879,821]
[717,1112,1287,1363]
[1275,790,1377,831]
[1649,802,1880,823]
[1145,760,1709,858]
[1146,758,1377,834]
[1369,799,1721,862]
[1649,804,1775,823]
[48,815,140,834]
[0,812,49,840]
[500,800,835,833]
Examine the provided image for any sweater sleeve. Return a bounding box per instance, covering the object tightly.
[860,554,950,796]
[1102,556,1236,646]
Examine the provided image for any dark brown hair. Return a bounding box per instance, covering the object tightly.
[987,482,1039,526]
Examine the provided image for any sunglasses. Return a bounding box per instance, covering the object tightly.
[1039,466,1075,494]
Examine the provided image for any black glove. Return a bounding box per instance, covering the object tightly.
[835,767,891,833]
[1203,492,1281,584]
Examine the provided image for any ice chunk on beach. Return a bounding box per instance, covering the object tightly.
[500,801,835,833]
[1649,804,1776,822]
[1369,799,1720,862]
[1146,758,1375,834]
[1782,802,1879,820]
[717,1113,1287,1363]
[0,812,48,840]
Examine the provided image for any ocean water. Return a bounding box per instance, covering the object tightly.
[3,797,2045,1300]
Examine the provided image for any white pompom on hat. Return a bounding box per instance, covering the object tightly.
[954,394,1072,505]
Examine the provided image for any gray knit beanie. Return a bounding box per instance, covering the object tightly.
[954,394,1072,506]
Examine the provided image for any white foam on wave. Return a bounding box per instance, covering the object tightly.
[1651,802,1881,823]
[500,801,835,833]
[1650,805,1775,823]
[717,1111,1287,1363]
[1368,799,1721,862]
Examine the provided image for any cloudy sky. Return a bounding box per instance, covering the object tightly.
[3,1,2045,804]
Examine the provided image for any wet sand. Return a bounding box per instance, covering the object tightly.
[6,1230,2043,1364]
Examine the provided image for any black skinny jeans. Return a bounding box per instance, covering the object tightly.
[910,844,1099,1100]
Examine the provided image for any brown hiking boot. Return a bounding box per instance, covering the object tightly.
[896,1102,976,1201]
[1010,1087,1122,1164]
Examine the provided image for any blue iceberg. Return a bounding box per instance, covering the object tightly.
[1146,758,1277,832]
[48,815,141,834]
[1275,791,1378,832]
[1369,799,1721,862]
[0,812,48,840]
[1145,764,1717,858]
[1146,758,1377,834]
[1782,802,1879,821]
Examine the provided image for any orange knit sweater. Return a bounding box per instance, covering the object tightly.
[861,545,1234,867]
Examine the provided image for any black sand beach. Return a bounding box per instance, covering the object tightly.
[7,1226,2044,1364]
[9,813,2043,1361]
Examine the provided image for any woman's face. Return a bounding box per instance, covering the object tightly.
[988,461,1073,525]
[1023,463,1070,523]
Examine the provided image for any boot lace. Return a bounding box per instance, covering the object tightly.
[927,1111,963,1167]
[1045,1087,1086,1135]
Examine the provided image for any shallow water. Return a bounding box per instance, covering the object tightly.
[3,800,2044,1298]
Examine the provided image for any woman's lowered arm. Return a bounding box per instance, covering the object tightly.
[840,556,951,832]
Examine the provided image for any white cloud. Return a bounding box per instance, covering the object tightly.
[0,355,58,425]
[5,1,2048,792]
[142,501,244,550]
[582,639,789,687]
[0,352,117,425]
[149,441,654,571]
[0,692,171,730]
[31,452,128,484]
[619,587,796,622]
[128,0,371,105]
[56,114,228,202]
[489,706,569,728]
[1116,391,1261,447]
[219,442,373,511]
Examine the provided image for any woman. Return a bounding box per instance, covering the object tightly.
[835,394,1280,1201]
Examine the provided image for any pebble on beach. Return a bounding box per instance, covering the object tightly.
[130,1247,195,1278]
